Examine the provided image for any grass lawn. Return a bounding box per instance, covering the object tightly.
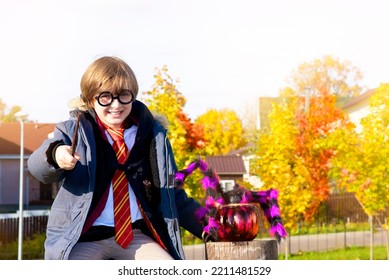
[279,245,388,260]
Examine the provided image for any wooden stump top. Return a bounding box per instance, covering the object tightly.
[205,239,278,260]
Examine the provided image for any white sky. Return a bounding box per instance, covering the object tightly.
[1,0,388,123]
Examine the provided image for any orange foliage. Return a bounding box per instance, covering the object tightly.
[294,88,350,219]
[177,111,205,150]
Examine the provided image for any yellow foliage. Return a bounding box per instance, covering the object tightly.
[331,84,389,216]
[194,109,247,156]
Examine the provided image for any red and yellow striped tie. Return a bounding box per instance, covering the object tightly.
[108,127,133,248]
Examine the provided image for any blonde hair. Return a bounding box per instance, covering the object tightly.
[80,56,139,109]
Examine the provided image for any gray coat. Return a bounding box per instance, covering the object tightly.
[27,101,203,259]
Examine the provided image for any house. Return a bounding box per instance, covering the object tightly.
[205,155,246,191]
[225,143,264,189]
[207,97,283,190]
[257,89,377,132]
[0,122,56,211]
[341,89,376,133]
[257,97,281,130]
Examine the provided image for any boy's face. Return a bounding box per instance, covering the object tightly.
[93,88,133,129]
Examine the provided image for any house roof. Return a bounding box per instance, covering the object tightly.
[205,155,246,175]
[342,89,376,110]
[226,142,255,157]
[0,122,56,155]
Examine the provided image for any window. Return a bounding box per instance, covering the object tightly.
[220,180,235,192]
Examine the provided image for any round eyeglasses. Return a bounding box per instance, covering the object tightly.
[95,90,134,107]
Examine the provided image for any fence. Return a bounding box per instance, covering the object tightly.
[183,192,389,259]
[0,210,49,245]
[1,193,388,258]
[278,192,388,255]
[253,192,385,237]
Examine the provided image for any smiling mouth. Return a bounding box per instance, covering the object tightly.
[108,110,122,115]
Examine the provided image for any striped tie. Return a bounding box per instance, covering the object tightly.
[108,127,133,248]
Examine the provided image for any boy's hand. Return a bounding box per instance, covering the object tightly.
[55,145,80,170]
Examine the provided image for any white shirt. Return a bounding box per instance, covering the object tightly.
[93,125,143,227]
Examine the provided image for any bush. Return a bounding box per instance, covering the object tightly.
[0,233,45,260]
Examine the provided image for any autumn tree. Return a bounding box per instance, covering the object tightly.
[287,55,365,105]
[329,84,389,258]
[142,66,204,167]
[254,88,354,229]
[142,66,205,201]
[294,87,355,220]
[251,94,305,230]
[252,64,356,231]
[0,99,23,122]
[194,108,247,156]
[351,84,389,216]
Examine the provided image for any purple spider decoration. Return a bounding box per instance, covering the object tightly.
[175,158,287,242]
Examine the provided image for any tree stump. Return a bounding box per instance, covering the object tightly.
[205,239,278,260]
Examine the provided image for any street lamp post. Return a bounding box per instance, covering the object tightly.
[15,112,27,260]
